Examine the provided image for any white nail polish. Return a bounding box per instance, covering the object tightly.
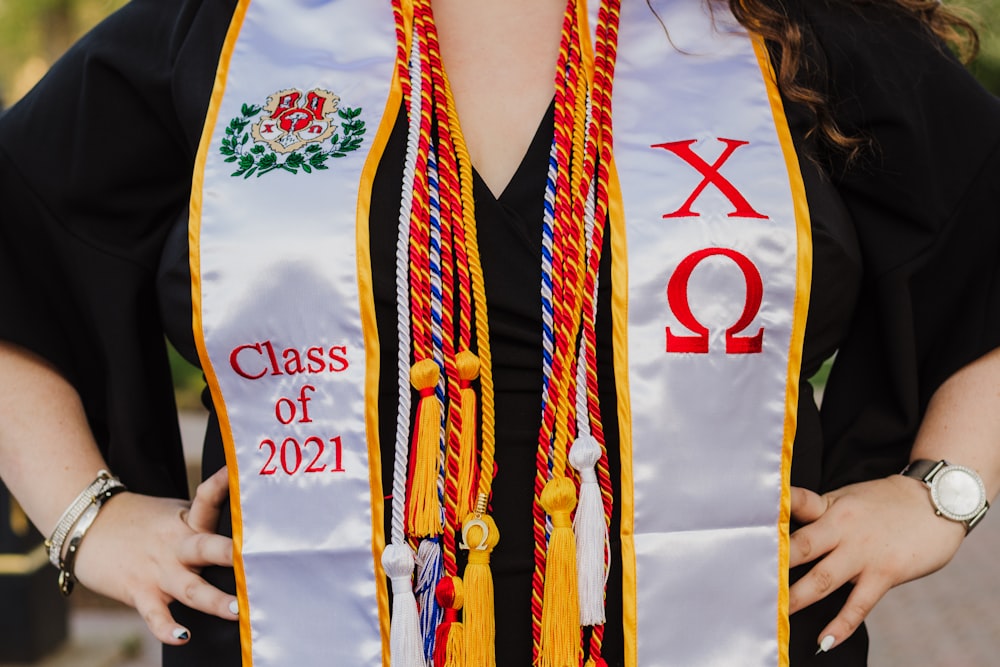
[229,600,240,615]
[815,634,835,654]
[172,627,190,641]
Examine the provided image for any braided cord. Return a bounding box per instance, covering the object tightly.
[407,2,434,364]
[419,0,466,571]
[441,93,496,506]
[436,139,463,572]
[583,1,622,659]
[529,0,624,661]
[531,2,583,659]
[389,0,423,546]
[429,141,445,427]
[550,29,590,480]
[390,0,622,662]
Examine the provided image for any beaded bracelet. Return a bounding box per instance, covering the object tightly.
[57,484,127,596]
[45,470,126,569]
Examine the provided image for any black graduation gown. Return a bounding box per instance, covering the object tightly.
[1,1,998,665]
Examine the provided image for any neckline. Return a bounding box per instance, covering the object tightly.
[470,98,556,205]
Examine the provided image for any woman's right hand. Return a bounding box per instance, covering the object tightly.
[73,467,238,644]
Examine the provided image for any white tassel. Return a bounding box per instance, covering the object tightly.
[381,543,427,667]
[569,435,609,626]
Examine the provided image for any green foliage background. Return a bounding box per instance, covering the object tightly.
[962,0,1000,91]
[0,0,127,106]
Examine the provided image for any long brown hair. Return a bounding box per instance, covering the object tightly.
[729,0,980,160]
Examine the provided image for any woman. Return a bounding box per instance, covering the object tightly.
[1,0,998,665]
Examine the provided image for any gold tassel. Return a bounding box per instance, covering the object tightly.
[539,476,581,667]
[455,351,480,517]
[434,575,465,667]
[461,513,499,667]
[407,358,442,536]
[442,619,464,667]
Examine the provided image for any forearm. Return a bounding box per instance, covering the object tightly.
[0,340,110,535]
[909,346,1000,499]
[1,340,238,640]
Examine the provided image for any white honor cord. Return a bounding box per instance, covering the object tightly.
[576,112,598,440]
[570,92,609,626]
[382,20,430,667]
[391,20,425,545]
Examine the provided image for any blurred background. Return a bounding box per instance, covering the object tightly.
[1,0,998,666]
[0,0,132,108]
[0,0,999,106]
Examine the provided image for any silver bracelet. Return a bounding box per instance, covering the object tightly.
[45,470,125,568]
[57,484,126,596]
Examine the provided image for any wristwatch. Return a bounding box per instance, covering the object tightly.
[901,459,990,533]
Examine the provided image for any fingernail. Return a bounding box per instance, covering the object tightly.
[229,599,240,615]
[172,627,190,641]
[815,634,835,654]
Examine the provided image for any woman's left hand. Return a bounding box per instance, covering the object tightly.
[788,477,966,653]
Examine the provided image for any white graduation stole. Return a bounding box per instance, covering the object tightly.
[611,2,810,666]
[190,1,810,666]
[190,1,397,665]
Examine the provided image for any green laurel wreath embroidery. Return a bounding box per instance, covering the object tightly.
[219,103,366,178]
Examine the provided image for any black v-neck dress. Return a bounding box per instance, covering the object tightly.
[1,1,998,665]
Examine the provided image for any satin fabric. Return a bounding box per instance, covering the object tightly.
[611,2,810,665]
[190,1,399,664]
[191,1,809,665]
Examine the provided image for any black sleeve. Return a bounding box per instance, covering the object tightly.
[801,1,1000,490]
[0,0,235,496]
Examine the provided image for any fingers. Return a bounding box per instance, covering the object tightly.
[134,568,240,644]
[789,486,827,524]
[788,520,838,569]
[789,486,839,568]
[165,569,240,622]
[67,488,240,646]
[133,593,191,645]
[788,547,854,615]
[812,574,890,654]
[788,477,969,654]
[186,467,230,533]
[177,532,234,568]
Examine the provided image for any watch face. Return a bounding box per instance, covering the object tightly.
[931,465,987,521]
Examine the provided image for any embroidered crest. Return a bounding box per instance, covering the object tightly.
[220,88,366,177]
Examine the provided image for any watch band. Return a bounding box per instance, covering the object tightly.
[901,459,944,483]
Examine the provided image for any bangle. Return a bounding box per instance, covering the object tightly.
[45,470,126,568]
[57,485,126,596]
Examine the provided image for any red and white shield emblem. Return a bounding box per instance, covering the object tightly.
[252,88,341,153]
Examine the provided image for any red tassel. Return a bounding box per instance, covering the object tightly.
[434,576,465,667]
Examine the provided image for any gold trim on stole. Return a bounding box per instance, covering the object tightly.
[752,34,813,667]
[189,1,253,663]
[609,160,636,666]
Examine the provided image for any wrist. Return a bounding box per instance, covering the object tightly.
[44,470,127,595]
